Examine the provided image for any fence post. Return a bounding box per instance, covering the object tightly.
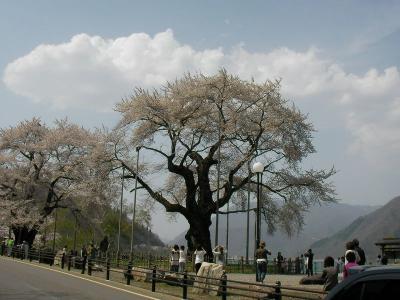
[221,272,227,300]
[106,257,110,280]
[274,281,281,300]
[38,248,41,263]
[240,256,244,273]
[126,260,132,285]
[49,252,54,266]
[182,271,188,300]
[88,258,92,275]
[29,249,33,262]
[151,265,156,292]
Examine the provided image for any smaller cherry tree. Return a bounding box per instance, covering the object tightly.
[0,118,113,245]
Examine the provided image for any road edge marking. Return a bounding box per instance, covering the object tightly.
[0,257,161,300]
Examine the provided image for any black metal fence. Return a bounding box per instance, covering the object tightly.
[2,246,327,300]
[104,251,320,275]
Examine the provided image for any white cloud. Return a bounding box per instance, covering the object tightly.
[3,30,224,110]
[3,29,400,164]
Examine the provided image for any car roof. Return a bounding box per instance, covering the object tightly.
[362,264,400,273]
[324,265,400,300]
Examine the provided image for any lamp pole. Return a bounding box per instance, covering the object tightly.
[117,167,124,263]
[252,162,264,250]
[215,113,222,247]
[225,200,229,261]
[246,163,251,264]
[130,146,141,258]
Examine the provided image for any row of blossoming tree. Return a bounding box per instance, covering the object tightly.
[0,70,336,255]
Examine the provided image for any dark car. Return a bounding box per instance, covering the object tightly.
[325,265,400,300]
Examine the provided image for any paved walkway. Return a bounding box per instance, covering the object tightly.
[0,257,178,300]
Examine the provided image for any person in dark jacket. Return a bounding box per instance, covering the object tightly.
[276,252,284,274]
[321,256,338,291]
[353,239,366,265]
[304,249,314,276]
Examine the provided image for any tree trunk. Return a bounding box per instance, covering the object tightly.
[184,212,213,259]
[12,226,38,246]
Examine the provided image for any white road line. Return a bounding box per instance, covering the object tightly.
[1,258,161,300]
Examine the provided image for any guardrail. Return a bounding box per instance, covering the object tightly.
[2,247,327,300]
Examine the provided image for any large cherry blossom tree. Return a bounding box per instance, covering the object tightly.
[101,70,336,255]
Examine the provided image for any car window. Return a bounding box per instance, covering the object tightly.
[362,280,400,300]
[335,282,363,300]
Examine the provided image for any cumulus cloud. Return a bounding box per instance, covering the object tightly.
[3,29,400,163]
[3,30,224,110]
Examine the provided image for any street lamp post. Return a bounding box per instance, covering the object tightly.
[252,162,264,251]
[245,163,251,264]
[117,167,125,265]
[130,146,141,259]
[225,200,229,261]
[215,113,222,247]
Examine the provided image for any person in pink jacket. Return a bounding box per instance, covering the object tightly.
[343,251,358,279]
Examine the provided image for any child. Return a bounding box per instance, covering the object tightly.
[343,251,358,279]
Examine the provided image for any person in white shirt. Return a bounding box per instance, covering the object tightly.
[179,245,187,272]
[194,245,207,274]
[213,245,225,265]
[170,244,180,272]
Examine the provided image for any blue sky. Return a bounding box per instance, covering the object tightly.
[1,1,400,240]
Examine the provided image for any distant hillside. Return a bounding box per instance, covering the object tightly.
[311,196,400,262]
[45,208,165,251]
[170,202,377,258]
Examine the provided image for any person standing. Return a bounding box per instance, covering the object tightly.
[194,246,207,274]
[353,239,366,265]
[344,241,359,264]
[22,241,29,260]
[276,252,284,274]
[343,251,358,279]
[255,241,272,283]
[376,254,382,265]
[300,254,305,274]
[213,245,225,266]
[304,249,314,276]
[7,238,14,257]
[0,238,5,256]
[170,244,180,272]
[81,245,88,274]
[178,245,186,272]
[295,256,300,274]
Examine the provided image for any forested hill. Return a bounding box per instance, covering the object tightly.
[170,202,377,257]
[48,208,164,251]
[311,196,400,261]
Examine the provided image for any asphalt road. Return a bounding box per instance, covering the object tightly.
[0,258,160,300]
